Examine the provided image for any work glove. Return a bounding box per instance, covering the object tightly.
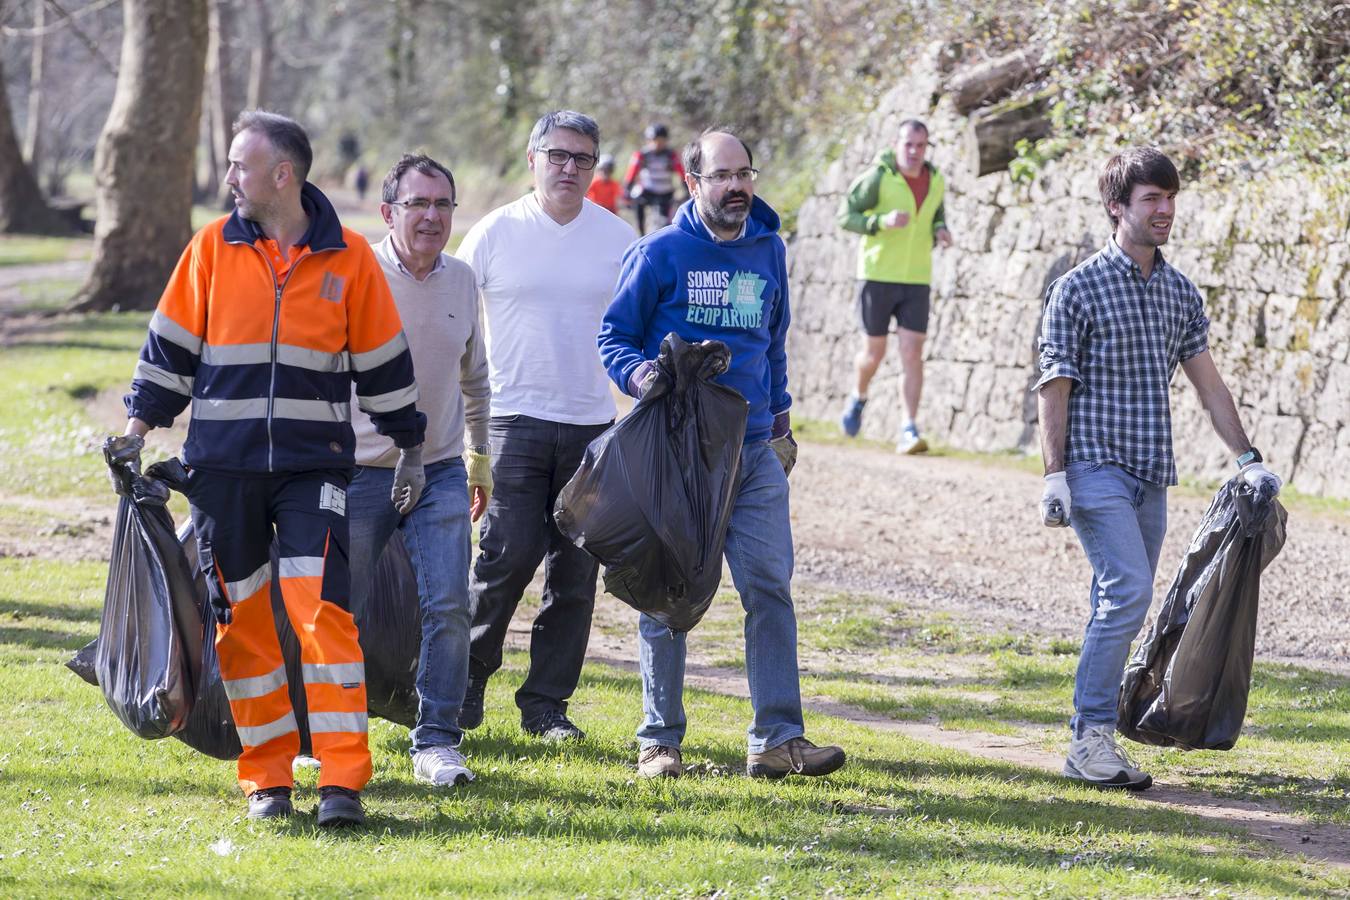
[629,360,661,399]
[467,449,493,499]
[103,434,144,497]
[1240,462,1282,497]
[392,445,425,515]
[769,411,797,477]
[1041,471,1071,527]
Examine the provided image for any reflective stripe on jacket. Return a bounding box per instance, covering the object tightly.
[126,183,426,473]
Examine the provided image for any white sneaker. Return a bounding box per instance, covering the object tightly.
[292,754,321,772]
[895,427,928,455]
[1063,724,1152,791]
[413,745,475,787]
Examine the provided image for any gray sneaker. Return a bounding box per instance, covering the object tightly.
[637,744,683,779]
[1063,724,1152,791]
[413,745,475,787]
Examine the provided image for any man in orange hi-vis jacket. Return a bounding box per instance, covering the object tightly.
[106,111,426,828]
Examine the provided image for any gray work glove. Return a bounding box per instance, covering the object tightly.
[392,445,425,515]
[769,411,796,477]
[1239,461,1282,497]
[103,434,145,497]
[1041,471,1071,527]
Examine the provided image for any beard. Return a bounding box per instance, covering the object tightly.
[699,190,751,232]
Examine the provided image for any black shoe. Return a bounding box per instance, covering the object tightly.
[316,786,365,828]
[246,786,293,820]
[460,672,488,731]
[522,709,585,742]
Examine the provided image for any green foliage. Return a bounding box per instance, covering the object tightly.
[941,0,1349,177]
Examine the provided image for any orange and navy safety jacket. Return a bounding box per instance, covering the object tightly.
[126,183,426,473]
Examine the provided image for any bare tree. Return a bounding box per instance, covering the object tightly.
[74,0,208,312]
[0,51,70,234]
[22,0,43,165]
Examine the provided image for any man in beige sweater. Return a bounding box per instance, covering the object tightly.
[348,153,492,787]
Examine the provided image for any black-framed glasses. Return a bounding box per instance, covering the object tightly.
[690,168,759,186]
[538,148,598,170]
[390,198,457,212]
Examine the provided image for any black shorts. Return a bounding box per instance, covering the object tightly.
[856,280,930,336]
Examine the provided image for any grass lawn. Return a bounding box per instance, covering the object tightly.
[1,555,1346,897]
[0,235,92,268]
[0,310,1346,895]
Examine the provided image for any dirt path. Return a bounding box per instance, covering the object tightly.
[577,652,1350,871]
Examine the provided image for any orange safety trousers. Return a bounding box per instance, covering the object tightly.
[186,467,371,796]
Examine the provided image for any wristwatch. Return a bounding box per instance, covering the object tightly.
[469,444,489,456]
[1235,447,1263,469]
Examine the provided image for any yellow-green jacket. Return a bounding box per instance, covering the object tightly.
[837,149,946,285]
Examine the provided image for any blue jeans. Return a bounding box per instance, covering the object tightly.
[637,441,805,754]
[468,415,610,721]
[1066,461,1168,736]
[348,458,471,752]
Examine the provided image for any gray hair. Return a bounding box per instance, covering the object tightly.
[233,109,313,183]
[527,110,601,155]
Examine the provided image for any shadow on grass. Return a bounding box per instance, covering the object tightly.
[0,597,100,651]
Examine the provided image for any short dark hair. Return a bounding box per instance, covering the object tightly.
[682,127,754,176]
[381,153,456,204]
[1098,147,1180,228]
[897,119,929,138]
[233,110,313,183]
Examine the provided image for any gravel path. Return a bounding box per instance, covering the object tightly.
[787,440,1350,669]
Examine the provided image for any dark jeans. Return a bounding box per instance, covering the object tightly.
[468,414,610,720]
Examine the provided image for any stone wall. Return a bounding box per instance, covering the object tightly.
[786,54,1350,499]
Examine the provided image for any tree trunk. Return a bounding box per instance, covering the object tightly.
[23,0,44,167]
[0,52,70,234]
[245,0,269,110]
[74,0,209,312]
[946,49,1042,115]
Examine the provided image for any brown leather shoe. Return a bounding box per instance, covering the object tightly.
[637,744,683,779]
[747,737,845,779]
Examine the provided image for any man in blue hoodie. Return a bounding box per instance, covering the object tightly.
[598,129,846,781]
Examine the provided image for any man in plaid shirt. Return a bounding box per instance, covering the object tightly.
[1035,147,1281,791]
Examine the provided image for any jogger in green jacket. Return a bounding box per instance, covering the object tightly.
[836,119,953,453]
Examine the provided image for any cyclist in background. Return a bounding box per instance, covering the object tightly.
[624,123,686,234]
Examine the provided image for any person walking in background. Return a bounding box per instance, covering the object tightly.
[599,128,845,781]
[837,119,953,453]
[1037,146,1281,790]
[108,111,426,827]
[346,153,492,788]
[456,110,637,742]
[586,154,623,214]
[624,123,686,234]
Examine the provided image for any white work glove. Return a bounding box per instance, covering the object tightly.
[1240,462,1282,497]
[1041,471,1071,527]
[392,445,425,515]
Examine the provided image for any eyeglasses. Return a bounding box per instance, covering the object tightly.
[390,198,457,212]
[537,148,598,170]
[690,168,759,187]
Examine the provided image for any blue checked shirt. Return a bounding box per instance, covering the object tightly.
[1035,237,1210,486]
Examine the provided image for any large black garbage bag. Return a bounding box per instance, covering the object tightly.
[1118,477,1287,750]
[349,533,423,728]
[91,458,204,739]
[71,459,425,758]
[554,333,748,633]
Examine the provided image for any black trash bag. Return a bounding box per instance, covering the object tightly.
[554,333,748,633]
[91,457,204,739]
[72,459,425,756]
[1118,476,1287,751]
[349,532,423,728]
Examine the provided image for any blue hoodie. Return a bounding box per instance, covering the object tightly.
[598,196,791,443]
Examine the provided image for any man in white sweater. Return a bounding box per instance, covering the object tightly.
[456,110,637,741]
[348,154,492,786]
